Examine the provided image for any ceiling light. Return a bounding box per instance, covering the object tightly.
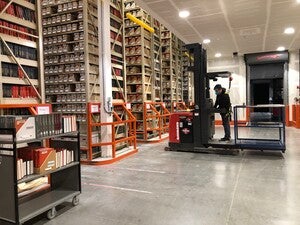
[203,39,211,44]
[215,53,222,58]
[179,10,190,18]
[284,27,295,34]
[297,0,300,3]
[277,46,285,51]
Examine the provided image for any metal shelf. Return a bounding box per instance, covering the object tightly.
[18,162,80,184]
[0,55,38,67]
[0,131,78,145]
[0,33,37,48]
[42,8,83,18]
[0,13,36,29]
[1,77,39,86]
[19,190,80,224]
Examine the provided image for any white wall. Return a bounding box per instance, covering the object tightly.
[207,51,300,121]
[208,56,247,120]
[288,51,300,119]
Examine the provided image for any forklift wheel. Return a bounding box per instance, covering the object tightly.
[164,147,171,151]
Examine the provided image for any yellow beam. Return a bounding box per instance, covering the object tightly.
[126,13,154,33]
[184,52,194,61]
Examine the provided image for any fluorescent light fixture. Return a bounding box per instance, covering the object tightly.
[179,10,190,18]
[203,39,211,44]
[215,53,222,58]
[284,27,295,34]
[277,46,285,51]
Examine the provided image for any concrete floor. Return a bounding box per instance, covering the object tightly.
[26,127,300,225]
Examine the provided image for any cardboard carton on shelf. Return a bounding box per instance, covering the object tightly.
[0,116,36,142]
[33,147,56,174]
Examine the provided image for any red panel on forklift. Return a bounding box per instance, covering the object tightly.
[169,112,193,143]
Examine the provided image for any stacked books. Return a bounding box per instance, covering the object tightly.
[55,148,74,168]
[0,0,36,23]
[3,84,39,98]
[62,115,77,133]
[18,177,50,202]
[17,146,75,180]
[0,42,37,60]
[2,62,38,79]
[17,158,34,180]
[0,20,36,41]
[35,114,63,138]
[0,114,75,143]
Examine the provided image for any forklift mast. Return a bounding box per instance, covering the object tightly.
[185,43,213,146]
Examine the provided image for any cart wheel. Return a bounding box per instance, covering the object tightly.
[72,196,79,206]
[47,207,57,220]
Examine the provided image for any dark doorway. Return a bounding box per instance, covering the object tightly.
[252,82,270,112]
[253,82,270,105]
[249,62,284,110]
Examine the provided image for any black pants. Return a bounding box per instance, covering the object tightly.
[221,113,231,138]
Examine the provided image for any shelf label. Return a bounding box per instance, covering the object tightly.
[146,104,150,109]
[126,103,131,110]
[91,104,100,113]
[37,106,50,115]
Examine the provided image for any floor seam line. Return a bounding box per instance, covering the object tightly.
[225,154,245,225]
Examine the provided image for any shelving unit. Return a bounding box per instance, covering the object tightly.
[152,17,162,102]
[110,0,126,102]
[161,25,174,110]
[123,1,186,141]
[0,0,44,105]
[0,122,81,224]
[176,39,184,102]
[124,0,153,136]
[161,25,185,110]
[41,0,101,160]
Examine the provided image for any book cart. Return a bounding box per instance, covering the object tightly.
[0,116,81,224]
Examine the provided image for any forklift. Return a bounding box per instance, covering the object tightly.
[166,43,286,154]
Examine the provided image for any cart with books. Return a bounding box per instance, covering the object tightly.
[0,114,81,224]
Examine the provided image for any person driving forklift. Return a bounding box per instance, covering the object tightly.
[214,84,231,141]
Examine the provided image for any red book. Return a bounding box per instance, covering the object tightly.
[18,147,34,161]
[18,67,24,78]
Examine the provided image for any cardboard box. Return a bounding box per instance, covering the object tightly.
[0,116,36,141]
[33,148,56,174]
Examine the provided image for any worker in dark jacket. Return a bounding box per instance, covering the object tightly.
[214,84,231,141]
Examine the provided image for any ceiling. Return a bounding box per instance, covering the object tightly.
[136,0,300,58]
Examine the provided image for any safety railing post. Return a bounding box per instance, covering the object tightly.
[112,123,116,158]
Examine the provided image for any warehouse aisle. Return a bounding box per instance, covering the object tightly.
[27,127,300,225]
